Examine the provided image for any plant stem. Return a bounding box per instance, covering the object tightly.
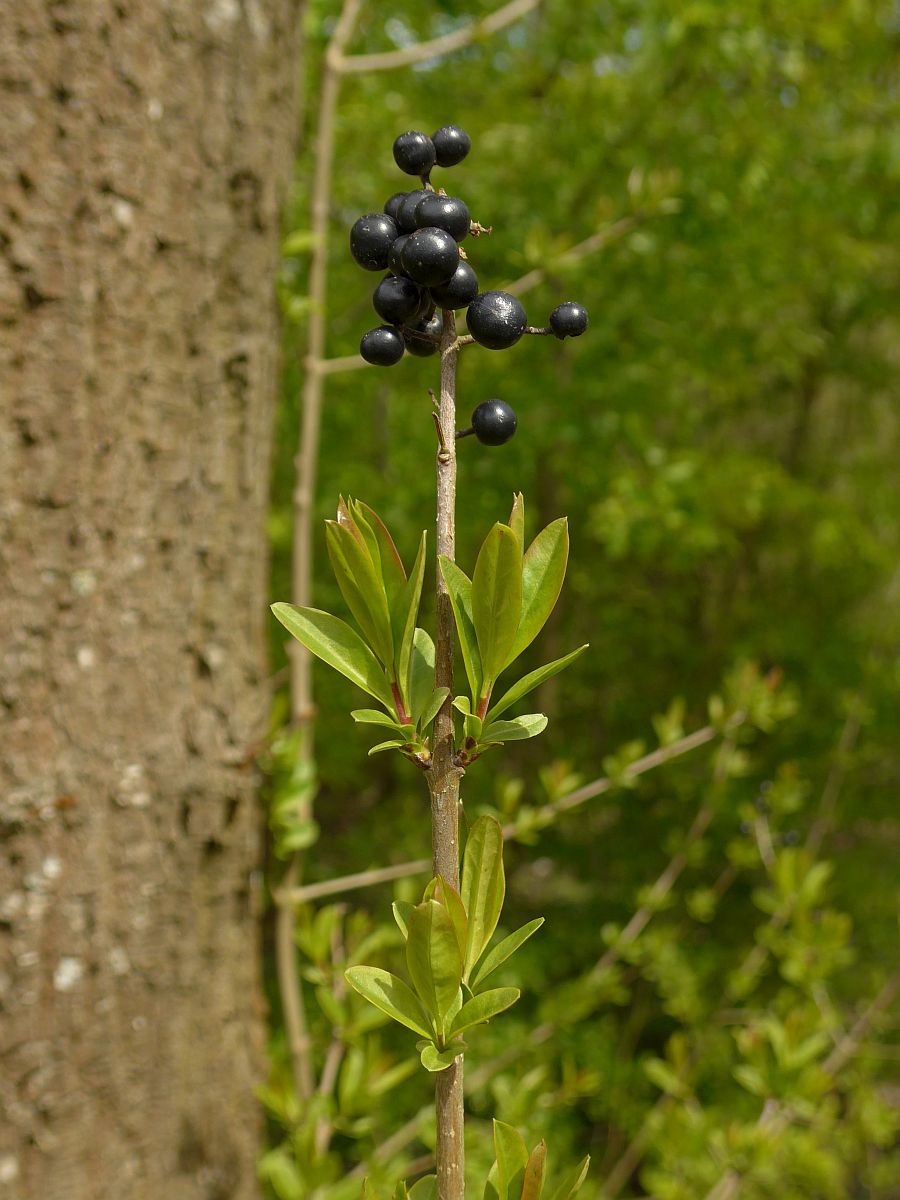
[429,309,465,1199]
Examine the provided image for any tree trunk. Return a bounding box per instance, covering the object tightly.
[0,4,302,1197]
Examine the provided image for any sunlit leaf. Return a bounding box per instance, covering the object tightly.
[472,523,523,691]
[461,816,506,978]
[409,628,437,722]
[521,1141,546,1200]
[449,986,520,1036]
[439,557,482,700]
[493,1121,528,1200]
[481,714,548,742]
[487,646,589,722]
[350,498,407,608]
[546,1156,590,1200]
[271,604,394,709]
[344,966,432,1038]
[325,520,394,667]
[507,518,569,665]
[406,900,464,1038]
[392,531,427,712]
[419,1040,464,1072]
[508,492,525,550]
[469,918,545,990]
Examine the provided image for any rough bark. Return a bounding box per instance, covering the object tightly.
[0,3,302,1198]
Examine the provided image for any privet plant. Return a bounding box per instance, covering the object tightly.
[273,126,591,1200]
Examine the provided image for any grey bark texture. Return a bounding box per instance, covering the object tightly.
[0,3,302,1198]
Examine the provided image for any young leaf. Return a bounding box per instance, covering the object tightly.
[392,900,414,940]
[486,646,588,723]
[351,709,406,730]
[546,1156,590,1200]
[493,1121,528,1200]
[508,492,525,550]
[469,918,545,990]
[350,498,407,609]
[452,695,471,715]
[363,1180,383,1200]
[431,876,468,963]
[408,628,437,722]
[406,900,464,1038]
[271,604,394,710]
[461,816,506,978]
[438,557,482,701]
[521,1141,547,1200]
[344,966,432,1038]
[420,1039,465,1072]
[408,1177,438,1200]
[448,987,520,1037]
[483,1164,501,1200]
[480,714,548,743]
[418,687,450,732]
[325,520,394,667]
[392,531,427,709]
[392,1181,409,1200]
[472,523,523,690]
[507,518,569,665]
[368,739,407,756]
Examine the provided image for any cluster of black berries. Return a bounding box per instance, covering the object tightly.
[350,126,588,446]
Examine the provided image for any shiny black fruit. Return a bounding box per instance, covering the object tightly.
[432,125,471,168]
[466,291,527,350]
[400,227,459,287]
[472,400,517,445]
[549,301,589,338]
[429,261,479,310]
[373,275,426,325]
[360,325,405,366]
[414,193,470,241]
[350,213,399,271]
[393,131,436,176]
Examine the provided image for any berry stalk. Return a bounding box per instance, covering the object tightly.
[428,307,465,1200]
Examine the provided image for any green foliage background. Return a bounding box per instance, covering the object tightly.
[265,1,900,1195]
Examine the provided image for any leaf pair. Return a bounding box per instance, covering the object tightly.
[484,1121,590,1200]
[440,495,587,761]
[272,499,447,763]
[345,818,542,1072]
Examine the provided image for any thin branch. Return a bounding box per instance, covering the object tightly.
[336,0,541,74]
[277,0,363,1109]
[314,911,349,1157]
[316,353,369,375]
[276,721,727,906]
[504,213,643,298]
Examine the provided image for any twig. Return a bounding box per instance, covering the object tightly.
[276,722,728,905]
[335,0,541,74]
[314,912,349,1156]
[278,0,363,1109]
[429,310,465,1200]
[504,213,644,298]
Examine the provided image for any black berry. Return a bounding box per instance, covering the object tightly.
[388,234,410,276]
[432,125,471,168]
[466,291,527,350]
[384,192,408,222]
[471,400,517,446]
[403,313,443,357]
[397,188,431,233]
[400,227,459,287]
[549,301,589,338]
[429,261,479,309]
[373,275,426,325]
[393,131,436,176]
[414,194,470,241]
[360,325,405,366]
[350,213,399,272]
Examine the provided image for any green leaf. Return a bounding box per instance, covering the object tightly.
[461,816,506,978]
[521,1141,547,1200]
[494,1121,528,1200]
[507,518,569,664]
[392,900,414,940]
[351,709,405,730]
[508,492,525,550]
[486,646,589,722]
[392,1181,409,1200]
[349,498,407,609]
[418,687,450,732]
[483,1164,501,1200]
[439,557,482,701]
[344,966,432,1038]
[407,1177,438,1200]
[392,531,427,711]
[449,987,520,1036]
[363,1180,382,1200]
[472,523,523,690]
[481,714,548,742]
[419,1040,464,1072]
[325,520,394,668]
[407,628,436,723]
[406,900,464,1038]
[431,876,468,963]
[271,604,394,710]
[469,919,544,990]
[546,1157,590,1200]
[452,695,471,715]
[367,739,406,756]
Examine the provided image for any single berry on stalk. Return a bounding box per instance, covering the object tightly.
[360,325,405,366]
[472,400,517,445]
[350,213,399,271]
[432,125,471,167]
[403,313,443,357]
[393,131,436,176]
[397,188,432,233]
[400,227,459,287]
[549,301,589,338]
[414,193,470,242]
[384,192,408,222]
[388,234,410,276]
[373,274,425,325]
[466,291,527,350]
[429,260,479,309]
